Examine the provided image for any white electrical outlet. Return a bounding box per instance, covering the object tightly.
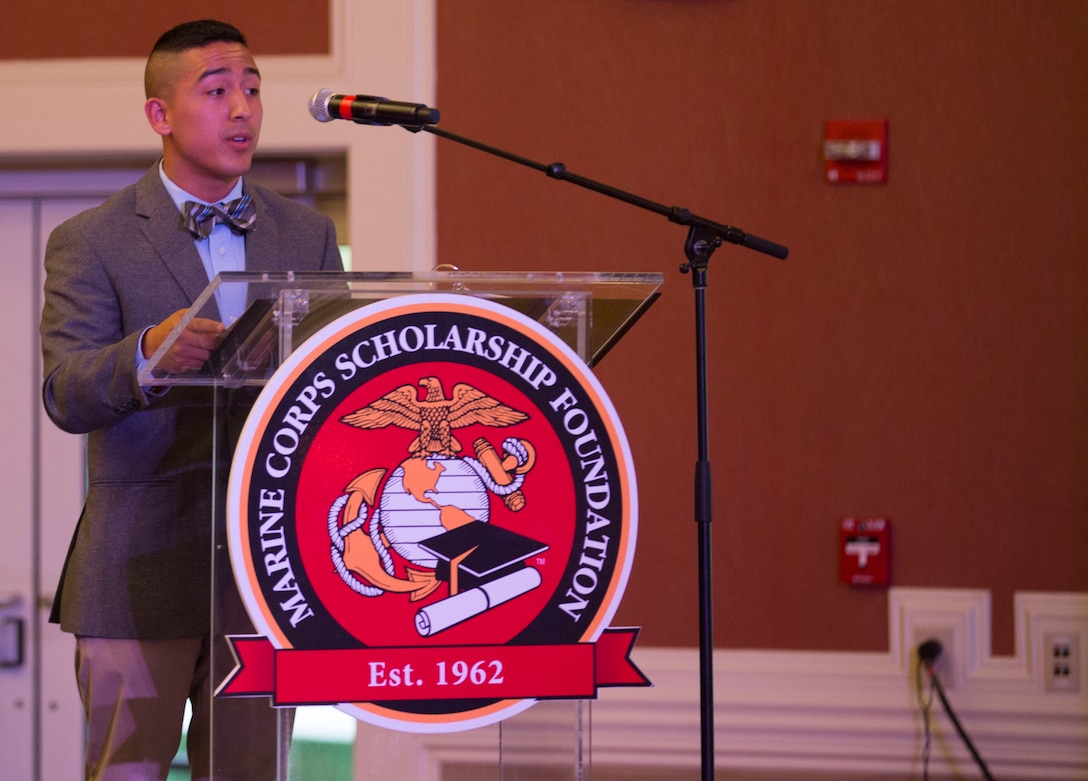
[1043,633,1081,692]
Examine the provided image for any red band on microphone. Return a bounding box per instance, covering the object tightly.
[336,95,357,121]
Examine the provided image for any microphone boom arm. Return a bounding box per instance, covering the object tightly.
[413,124,789,261]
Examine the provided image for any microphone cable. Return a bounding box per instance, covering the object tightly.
[917,639,996,781]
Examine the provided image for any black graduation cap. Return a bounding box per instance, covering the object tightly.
[420,521,548,594]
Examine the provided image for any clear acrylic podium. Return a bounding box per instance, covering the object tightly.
[140,269,662,779]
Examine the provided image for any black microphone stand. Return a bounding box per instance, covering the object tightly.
[408,121,789,781]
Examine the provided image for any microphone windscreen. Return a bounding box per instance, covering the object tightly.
[308,89,334,122]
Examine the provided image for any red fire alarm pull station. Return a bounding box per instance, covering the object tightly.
[840,517,890,586]
[824,119,888,184]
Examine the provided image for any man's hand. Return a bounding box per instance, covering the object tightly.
[141,309,225,374]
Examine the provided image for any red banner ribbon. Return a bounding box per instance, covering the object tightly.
[219,627,649,705]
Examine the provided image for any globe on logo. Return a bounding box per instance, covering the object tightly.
[380,456,491,567]
[328,434,539,612]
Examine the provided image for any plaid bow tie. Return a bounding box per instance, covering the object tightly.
[182,196,256,239]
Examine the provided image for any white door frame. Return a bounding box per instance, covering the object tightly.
[0,179,124,780]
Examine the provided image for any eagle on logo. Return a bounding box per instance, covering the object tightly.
[341,376,528,457]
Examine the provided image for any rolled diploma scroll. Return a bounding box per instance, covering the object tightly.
[415,567,542,637]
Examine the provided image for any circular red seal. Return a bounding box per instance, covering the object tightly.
[226,294,643,732]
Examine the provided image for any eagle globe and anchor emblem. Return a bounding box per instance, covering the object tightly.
[327,375,547,636]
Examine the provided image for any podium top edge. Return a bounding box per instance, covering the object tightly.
[212,270,664,285]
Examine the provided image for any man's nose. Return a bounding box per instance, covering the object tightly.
[230,90,254,118]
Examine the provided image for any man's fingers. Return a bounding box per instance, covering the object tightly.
[187,317,226,336]
[144,312,225,373]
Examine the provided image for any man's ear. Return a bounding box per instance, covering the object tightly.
[145,98,171,137]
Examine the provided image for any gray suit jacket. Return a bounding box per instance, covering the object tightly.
[41,165,343,638]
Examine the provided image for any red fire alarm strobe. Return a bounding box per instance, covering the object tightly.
[840,517,890,586]
[824,119,888,184]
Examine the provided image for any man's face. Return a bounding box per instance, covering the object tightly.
[146,41,262,202]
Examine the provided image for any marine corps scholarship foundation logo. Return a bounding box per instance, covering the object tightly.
[222,294,649,732]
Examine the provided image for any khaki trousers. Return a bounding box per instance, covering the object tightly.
[75,636,287,781]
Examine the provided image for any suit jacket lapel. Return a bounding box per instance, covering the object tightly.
[243,187,283,271]
[134,167,223,321]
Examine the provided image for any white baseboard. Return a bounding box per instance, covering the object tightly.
[353,588,1088,779]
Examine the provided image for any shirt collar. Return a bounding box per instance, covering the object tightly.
[158,160,245,212]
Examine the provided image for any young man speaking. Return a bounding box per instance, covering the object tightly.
[40,19,343,780]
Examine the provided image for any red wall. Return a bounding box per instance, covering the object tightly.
[434,0,1088,652]
[0,1,328,59]
[5,0,1084,654]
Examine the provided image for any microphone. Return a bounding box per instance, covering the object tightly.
[308,89,440,126]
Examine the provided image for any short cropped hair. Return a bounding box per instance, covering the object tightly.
[144,20,249,99]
